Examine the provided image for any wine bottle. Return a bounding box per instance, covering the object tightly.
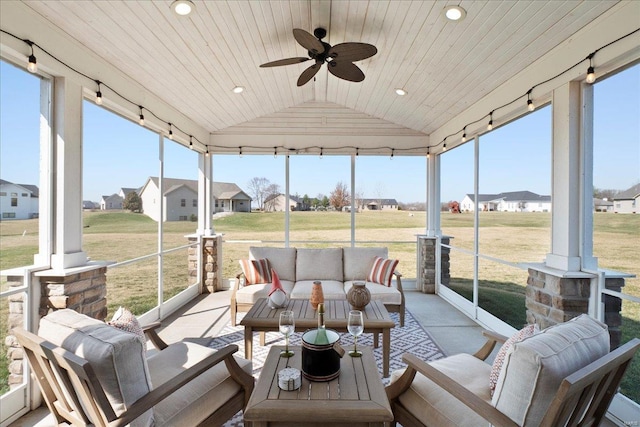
[314,303,330,345]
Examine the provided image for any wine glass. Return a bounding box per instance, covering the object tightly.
[279,310,295,358]
[347,310,364,357]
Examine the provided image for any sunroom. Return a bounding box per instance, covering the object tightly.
[1,1,639,425]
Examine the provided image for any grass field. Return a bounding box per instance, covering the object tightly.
[1,210,638,401]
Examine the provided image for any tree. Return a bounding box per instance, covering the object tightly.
[247,177,271,211]
[263,183,281,211]
[123,192,142,213]
[329,181,350,211]
[593,187,620,200]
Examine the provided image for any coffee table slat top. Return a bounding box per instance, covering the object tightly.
[241,299,394,329]
[244,345,392,424]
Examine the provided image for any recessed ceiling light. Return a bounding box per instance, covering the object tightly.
[171,0,195,16]
[395,88,407,96]
[232,86,245,94]
[443,5,467,21]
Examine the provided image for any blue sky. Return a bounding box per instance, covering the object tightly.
[1,61,638,204]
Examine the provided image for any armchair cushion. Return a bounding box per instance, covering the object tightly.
[108,306,146,347]
[390,353,491,427]
[492,314,609,425]
[489,324,538,395]
[147,341,253,425]
[296,248,343,281]
[38,309,154,427]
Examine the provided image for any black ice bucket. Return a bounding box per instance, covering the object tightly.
[301,329,345,381]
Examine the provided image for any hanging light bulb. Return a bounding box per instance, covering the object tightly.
[138,106,145,126]
[442,140,447,152]
[320,147,323,159]
[239,146,243,157]
[487,111,494,131]
[95,81,103,105]
[461,127,467,143]
[586,53,596,84]
[168,123,174,140]
[391,148,395,159]
[26,41,37,73]
[427,146,430,159]
[274,147,278,158]
[189,135,193,149]
[205,146,209,157]
[527,90,535,112]
[356,148,359,157]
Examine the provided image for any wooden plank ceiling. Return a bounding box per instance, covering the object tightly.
[21,0,617,153]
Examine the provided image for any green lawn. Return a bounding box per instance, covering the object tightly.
[1,210,638,401]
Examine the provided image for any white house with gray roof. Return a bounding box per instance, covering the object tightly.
[461,191,551,212]
[139,177,251,222]
[0,179,39,220]
[613,183,640,214]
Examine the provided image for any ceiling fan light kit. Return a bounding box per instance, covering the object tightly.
[260,28,378,87]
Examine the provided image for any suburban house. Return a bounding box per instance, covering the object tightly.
[594,198,614,213]
[359,198,398,211]
[264,194,307,212]
[82,200,99,210]
[99,194,123,210]
[119,187,139,200]
[139,177,251,222]
[460,191,552,212]
[0,179,39,220]
[613,183,640,214]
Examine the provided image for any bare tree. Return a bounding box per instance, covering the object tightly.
[247,177,270,211]
[329,181,350,211]
[263,183,281,211]
[353,189,365,212]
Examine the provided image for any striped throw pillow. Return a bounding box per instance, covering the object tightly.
[367,256,399,287]
[239,259,272,285]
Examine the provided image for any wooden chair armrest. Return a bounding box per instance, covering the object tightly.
[392,271,404,292]
[142,322,168,351]
[112,344,252,427]
[472,330,509,361]
[399,354,518,427]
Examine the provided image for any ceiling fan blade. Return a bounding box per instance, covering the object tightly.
[327,61,365,82]
[293,28,324,54]
[328,43,378,62]
[260,57,311,68]
[297,63,322,86]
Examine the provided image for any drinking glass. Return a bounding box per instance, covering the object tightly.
[347,310,364,357]
[279,310,295,358]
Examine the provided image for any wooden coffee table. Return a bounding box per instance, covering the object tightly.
[240,298,395,377]
[243,345,393,426]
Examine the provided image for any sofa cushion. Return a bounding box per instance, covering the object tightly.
[38,309,154,427]
[367,256,399,286]
[296,248,343,281]
[239,258,272,284]
[390,353,491,427]
[148,341,252,426]
[344,280,402,305]
[492,314,609,425]
[235,280,295,304]
[290,280,346,300]
[343,247,388,281]
[249,247,297,282]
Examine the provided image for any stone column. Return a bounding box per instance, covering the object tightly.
[525,266,592,330]
[604,276,625,350]
[417,236,450,293]
[6,276,25,390]
[188,234,223,293]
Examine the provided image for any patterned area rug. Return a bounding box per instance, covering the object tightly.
[209,310,445,426]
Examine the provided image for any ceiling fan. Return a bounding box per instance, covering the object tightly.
[259,28,377,86]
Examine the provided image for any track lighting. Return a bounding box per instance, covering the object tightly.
[95,81,103,105]
[487,111,494,131]
[461,127,467,143]
[138,106,145,126]
[26,41,37,73]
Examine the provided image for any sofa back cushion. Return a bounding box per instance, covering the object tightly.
[296,248,344,281]
[249,247,297,282]
[492,314,609,426]
[343,247,388,281]
[38,309,154,427]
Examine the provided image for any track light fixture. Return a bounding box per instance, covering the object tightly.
[586,53,596,84]
[26,40,37,73]
[138,106,145,126]
[95,81,103,105]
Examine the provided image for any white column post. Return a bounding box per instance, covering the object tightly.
[426,153,440,237]
[545,81,583,271]
[198,152,213,236]
[50,77,87,270]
